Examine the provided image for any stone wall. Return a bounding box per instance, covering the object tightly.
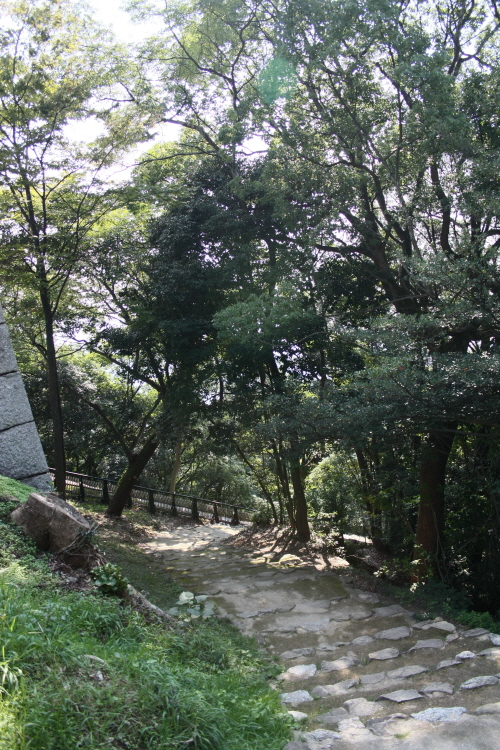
[0,302,51,491]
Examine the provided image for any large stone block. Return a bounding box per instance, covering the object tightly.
[0,323,18,376]
[0,371,35,431]
[11,492,91,554]
[0,421,50,482]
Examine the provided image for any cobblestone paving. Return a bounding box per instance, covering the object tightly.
[147,524,500,749]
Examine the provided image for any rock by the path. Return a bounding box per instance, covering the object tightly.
[422,681,455,696]
[456,650,476,660]
[281,690,314,705]
[337,717,374,741]
[280,647,315,659]
[360,671,386,685]
[321,655,360,672]
[374,626,412,641]
[281,664,317,681]
[478,647,500,659]
[460,675,499,689]
[351,635,374,646]
[283,742,307,750]
[386,665,428,679]
[373,605,408,617]
[408,638,444,651]
[316,707,349,725]
[475,702,500,714]
[356,592,380,604]
[489,633,500,646]
[411,706,467,723]
[365,713,410,738]
[312,679,358,697]
[288,711,309,721]
[344,697,382,717]
[436,659,462,670]
[369,647,400,661]
[377,689,423,703]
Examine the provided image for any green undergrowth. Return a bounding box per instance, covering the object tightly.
[0,478,290,750]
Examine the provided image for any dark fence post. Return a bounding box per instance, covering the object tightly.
[102,479,110,505]
[230,506,240,526]
[192,497,200,522]
[171,493,177,516]
[148,489,156,514]
[212,503,219,523]
[79,476,85,503]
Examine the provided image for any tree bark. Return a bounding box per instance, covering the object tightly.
[169,440,182,494]
[415,426,456,559]
[290,463,310,542]
[39,281,66,497]
[107,435,159,517]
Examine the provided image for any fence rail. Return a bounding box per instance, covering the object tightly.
[48,469,254,525]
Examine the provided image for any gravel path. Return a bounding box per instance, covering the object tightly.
[147,523,500,750]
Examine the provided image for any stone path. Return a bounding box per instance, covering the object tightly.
[147,523,500,750]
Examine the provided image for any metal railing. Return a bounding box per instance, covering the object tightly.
[48,469,254,525]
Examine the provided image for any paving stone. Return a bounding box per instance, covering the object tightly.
[356,592,380,603]
[312,679,358,697]
[280,647,315,659]
[368,647,400,661]
[489,633,500,646]
[316,707,349,725]
[463,628,490,637]
[409,639,445,651]
[422,620,456,633]
[288,711,309,721]
[460,675,499,689]
[337,717,374,740]
[411,706,467,723]
[281,690,314,704]
[377,689,423,703]
[304,729,342,743]
[445,633,459,643]
[478,647,500,659]
[386,665,428,679]
[351,635,374,646]
[321,655,360,672]
[373,605,407,617]
[374,626,412,641]
[412,619,435,630]
[456,650,476,660]
[475,702,500,714]
[283,742,308,750]
[343,697,382,717]
[360,671,387,685]
[282,664,317,680]
[365,714,409,737]
[422,681,455,696]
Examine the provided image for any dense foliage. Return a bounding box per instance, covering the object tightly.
[1,0,500,613]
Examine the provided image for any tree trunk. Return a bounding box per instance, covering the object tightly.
[107,435,159,517]
[169,440,182,494]
[355,448,384,550]
[290,463,310,542]
[39,283,66,497]
[415,426,456,560]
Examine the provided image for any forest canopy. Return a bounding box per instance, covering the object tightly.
[2,0,500,614]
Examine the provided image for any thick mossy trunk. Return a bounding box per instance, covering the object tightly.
[290,462,310,542]
[415,427,456,560]
[107,435,159,517]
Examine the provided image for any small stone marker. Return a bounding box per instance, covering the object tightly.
[412,707,467,723]
[460,675,499,689]
[377,689,423,703]
[369,648,400,661]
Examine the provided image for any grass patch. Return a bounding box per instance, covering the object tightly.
[0,477,291,750]
[0,475,33,504]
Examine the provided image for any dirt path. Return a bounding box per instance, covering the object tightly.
[146,523,500,750]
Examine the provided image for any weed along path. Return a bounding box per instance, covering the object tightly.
[146,522,500,750]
